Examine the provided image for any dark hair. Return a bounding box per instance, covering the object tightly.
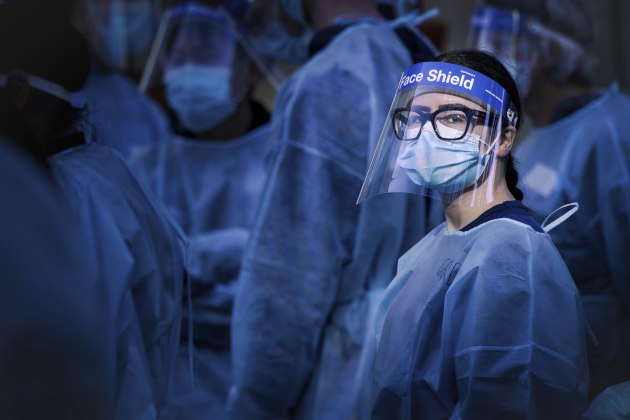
[431,48,524,200]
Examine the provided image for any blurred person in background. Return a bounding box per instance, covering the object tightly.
[0,138,113,420]
[129,2,275,418]
[72,0,173,159]
[226,0,440,418]
[468,0,630,403]
[0,4,186,418]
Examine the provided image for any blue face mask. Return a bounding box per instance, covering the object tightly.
[250,21,312,64]
[163,64,240,134]
[396,129,490,193]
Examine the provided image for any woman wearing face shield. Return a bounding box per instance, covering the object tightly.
[357,49,589,419]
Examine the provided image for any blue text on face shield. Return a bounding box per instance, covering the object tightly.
[396,62,510,116]
[398,69,476,91]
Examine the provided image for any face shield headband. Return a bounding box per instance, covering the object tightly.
[357,61,518,207]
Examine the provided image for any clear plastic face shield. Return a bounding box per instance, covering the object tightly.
[81,0,163,74]
[140,4,240,89]
[357,62,518,207]
[140,2,285,91]
[138,3,260,133]
[467,6,538,96]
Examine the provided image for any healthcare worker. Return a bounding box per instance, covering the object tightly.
[0,8,185,419]
[128,3,274,419]
[358,49,589,419]
[0,138,113,420]
[469,0,630,401]
[72,0,172,159]
[132,2,272,237]
[226,0,439,418]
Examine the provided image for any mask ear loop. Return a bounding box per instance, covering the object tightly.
[541,202,579,232]
[476,106,518,183]
[477,110,506,156]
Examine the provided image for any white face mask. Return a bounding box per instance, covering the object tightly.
[396,128,490,194]
[163,64,240,134]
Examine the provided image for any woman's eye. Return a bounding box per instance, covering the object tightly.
[442,113,466,124]
[409,114,422,125]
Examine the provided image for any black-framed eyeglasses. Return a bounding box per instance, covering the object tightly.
[391,104,499,141]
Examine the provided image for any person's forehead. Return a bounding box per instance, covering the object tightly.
[410,92,485,112]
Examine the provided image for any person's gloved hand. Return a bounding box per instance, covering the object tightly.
[183,228,249,350]
[186,227,249,286]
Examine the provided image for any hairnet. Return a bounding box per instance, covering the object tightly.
[0,7,91,92]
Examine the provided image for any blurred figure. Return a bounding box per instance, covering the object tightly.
[243,0,313,67]
[0,6,186,418]
[133,2,272,234]
[0,138,113,420]
[129,3,274,419]
[226,0,439,418]
[73,0,173,159]
[469,0,630,402]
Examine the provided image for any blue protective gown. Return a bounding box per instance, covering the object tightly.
[82,69,171,160]
[0,139,114,420]
[514,85,630,399]
[369,218,589,419]
[129,123,273,420]
[227,22,437,420]
[49,142,185,419]
[129,123,273,236]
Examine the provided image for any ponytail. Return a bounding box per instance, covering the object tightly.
[506,154,523,200]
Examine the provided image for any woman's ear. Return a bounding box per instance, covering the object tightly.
[497,126,516,158]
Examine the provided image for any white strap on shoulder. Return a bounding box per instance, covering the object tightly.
[0,72,86,108]
[541,202,580,232]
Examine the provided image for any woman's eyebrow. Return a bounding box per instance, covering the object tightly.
[436,103,475,111]
[409,104,432,113]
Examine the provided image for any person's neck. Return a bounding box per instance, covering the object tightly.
[308,0,383,30]
[524,75,594,127]
[443,181,514,231]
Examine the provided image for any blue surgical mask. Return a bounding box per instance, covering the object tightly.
[250,21,312,64]
[396,129,490,193]
[163,64,239,134]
